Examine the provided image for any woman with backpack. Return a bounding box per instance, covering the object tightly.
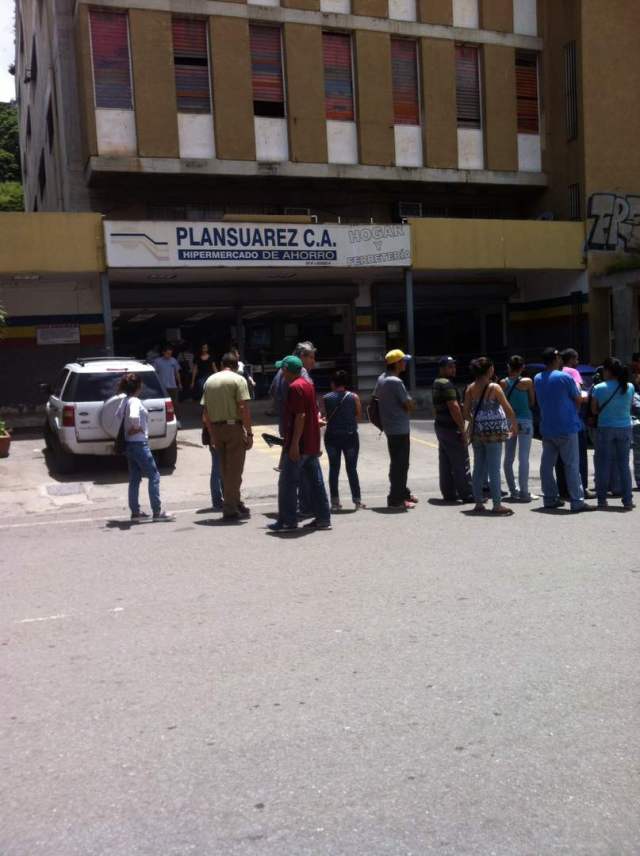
[591,357,635,510]
[322,370,365,510]
[463,357,518,516]
[500,355,536,502]
[117,373,173,522]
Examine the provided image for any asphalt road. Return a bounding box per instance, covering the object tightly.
[1,421,639,855]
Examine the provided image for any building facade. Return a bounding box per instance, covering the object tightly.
[9,0,640,397]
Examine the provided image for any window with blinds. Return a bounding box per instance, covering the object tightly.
[249,25,285,118]
[323,32,354,121]
[455,45,480,129]
[516,51,539,134]
[391,39,419,126]
[89,10,133,110]
[564,41,578,140]
[172,18,211,114]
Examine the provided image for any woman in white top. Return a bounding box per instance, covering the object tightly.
[117,373,173,522]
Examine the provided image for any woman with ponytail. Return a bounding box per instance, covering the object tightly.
[591,357,635,510]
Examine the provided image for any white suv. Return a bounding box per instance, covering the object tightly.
[43,357,178,474]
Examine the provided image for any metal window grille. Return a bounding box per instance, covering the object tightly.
[568,183,581,220]
[89,10,133,110]
[564,41,578,140]
[323,32,354,121]
[516,51,539,134]
[391,39,420,126]
[249,25,285,118]
[456,45,481,129]
[172,18,211,114]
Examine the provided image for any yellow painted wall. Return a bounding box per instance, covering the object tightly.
[410,218,586,271]
[0,214,105,273]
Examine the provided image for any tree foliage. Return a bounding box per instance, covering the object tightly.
[0,102,23,211]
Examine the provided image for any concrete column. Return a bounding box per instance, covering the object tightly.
[100,273,114,356]
[612,283,639,361]
[405,269,416,393]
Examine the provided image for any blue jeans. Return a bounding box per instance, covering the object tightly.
[278,453,331,527]
[540,434,585,510]
[125,441,161,515]
[210,448,223,507]
[503,419,533,498]
[595,427,633,506]
[325,432,361,503]
[472,442,503,508]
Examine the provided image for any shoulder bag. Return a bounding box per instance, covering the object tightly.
[115,398,129,455]
[464,383,488,445]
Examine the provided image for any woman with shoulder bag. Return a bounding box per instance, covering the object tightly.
[322,370,365,510]
[500,355,537,502]
[117,373,173,522]
[463,357,518,516]
[591,357,635,510]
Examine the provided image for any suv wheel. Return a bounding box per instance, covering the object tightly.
[52,439,76,474]
[156,440,178,470]
[43,421,55,450]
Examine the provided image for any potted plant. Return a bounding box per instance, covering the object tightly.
[0,419,11,458]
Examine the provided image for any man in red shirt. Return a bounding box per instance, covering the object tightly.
[269,355,331,533]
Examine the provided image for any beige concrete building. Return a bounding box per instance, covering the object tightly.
[8,0,640,397]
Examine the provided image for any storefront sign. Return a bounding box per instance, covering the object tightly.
[104,221,411,268]
[36,324,81,345]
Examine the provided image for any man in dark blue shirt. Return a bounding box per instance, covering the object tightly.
[534,347,595,512]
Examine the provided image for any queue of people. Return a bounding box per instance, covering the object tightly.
[119,341,640,527]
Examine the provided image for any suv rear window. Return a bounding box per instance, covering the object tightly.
[67,372,165,402]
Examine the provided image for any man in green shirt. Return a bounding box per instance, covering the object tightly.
[432,356,473,502]
[201,352,253,521]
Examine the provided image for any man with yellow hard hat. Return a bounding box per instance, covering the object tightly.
[372,349,417,511]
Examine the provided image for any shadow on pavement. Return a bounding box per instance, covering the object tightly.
[194,518,248,527]
[369,506,407,515]
[428,498,463,507]
[531,507,574,516]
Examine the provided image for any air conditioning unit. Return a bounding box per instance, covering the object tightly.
[396,201,423,221]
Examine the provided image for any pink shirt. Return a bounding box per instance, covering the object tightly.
[563,366,583,387]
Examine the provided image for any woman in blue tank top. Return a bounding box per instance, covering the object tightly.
[500,355,536,502]
[322,370,365,510]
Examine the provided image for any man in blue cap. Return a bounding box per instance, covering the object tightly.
[269,355,331,533]
[432,356,473,502]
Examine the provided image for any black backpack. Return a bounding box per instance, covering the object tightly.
[367,396,383,432]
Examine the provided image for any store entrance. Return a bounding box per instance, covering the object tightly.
[111,302,353,397]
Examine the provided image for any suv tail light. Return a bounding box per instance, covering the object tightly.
[62,405,75,427]
[165,399,175,422]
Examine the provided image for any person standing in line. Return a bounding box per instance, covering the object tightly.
[373,349,417,511]
[269,355,331,533]
[201,352,253,522]
[631,352,640,490]
[500,355,537,502]
[192,343,217,401]
[591,357,635,510]
[534,347,596,513]
[154,345,182,423]
[323,370,365,511]
[117,373,173,522]
[432,356,473,503]
[463,357,517,516]
[202,410,223,511]
[555,347,590,496]
[231,344,257,399]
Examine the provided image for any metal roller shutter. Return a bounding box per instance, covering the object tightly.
[323,32,354,121]
[391,39,419,126]
[455,45,481,129]
[172,18,211,113]
[250,25,285,117]
[516,51,539,133]
[89,10,133,110]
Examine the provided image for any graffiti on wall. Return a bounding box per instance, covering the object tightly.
[587,193,640,252]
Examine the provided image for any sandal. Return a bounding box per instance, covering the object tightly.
[472,504,486,514]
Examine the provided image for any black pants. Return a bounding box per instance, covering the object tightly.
[556,429,588,495]
[386,433,411,506]
[434,423,473,501]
